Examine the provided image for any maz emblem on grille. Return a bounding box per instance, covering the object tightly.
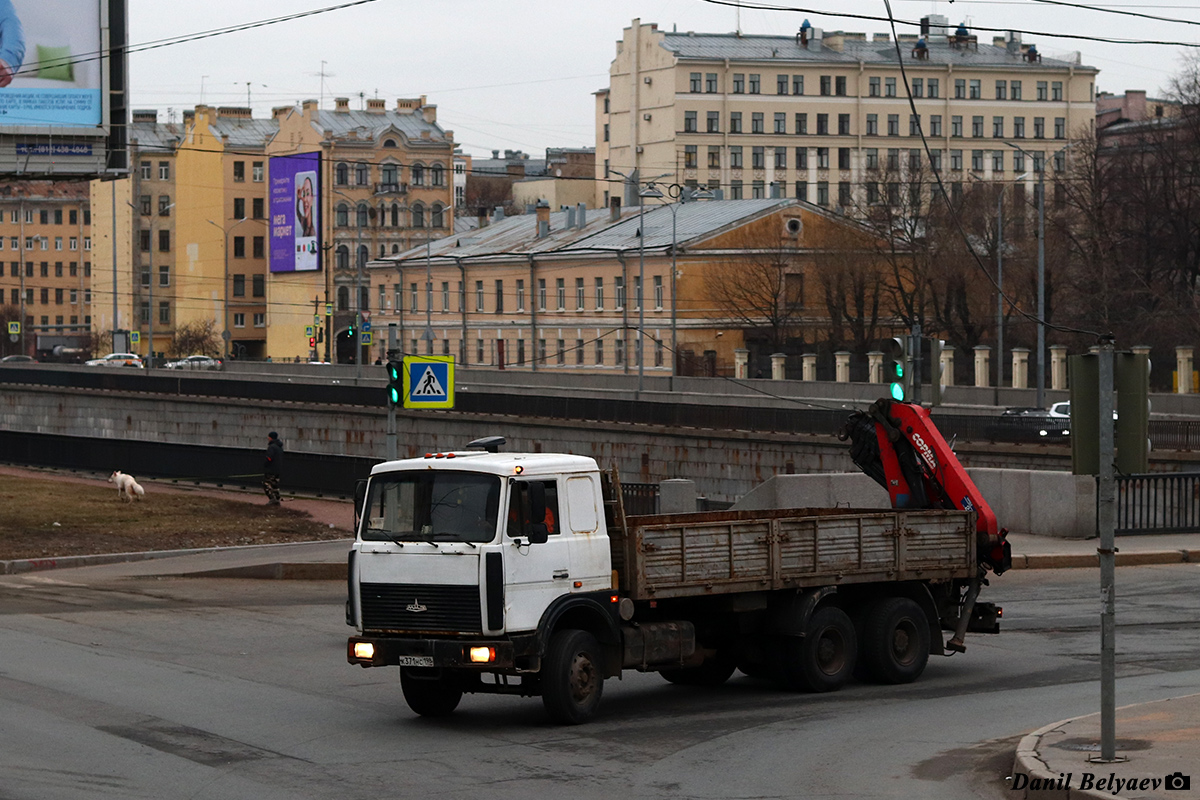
[406,598,428,613]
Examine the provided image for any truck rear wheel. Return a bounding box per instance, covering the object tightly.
[400,667,463,717]
[860,597,930,684]
[542,629,604,725]
[779,606,857,692]
[661,650,736,687]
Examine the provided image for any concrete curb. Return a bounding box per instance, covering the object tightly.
[1012,549,1199,570]
[1011,718,1130,800]
[0,540,351,576]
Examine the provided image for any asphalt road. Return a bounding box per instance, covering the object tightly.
[1,564,1198,800]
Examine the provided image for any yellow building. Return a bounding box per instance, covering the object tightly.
[177,106,274,360]
[266,97,456,363]
[598,18,1098,208]
[370,198,882,376]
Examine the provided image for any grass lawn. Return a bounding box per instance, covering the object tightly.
[0,476,345,561]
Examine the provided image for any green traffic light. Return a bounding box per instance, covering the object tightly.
[890,382,905,401]
[387,385,401,406]
[386,361,401,382]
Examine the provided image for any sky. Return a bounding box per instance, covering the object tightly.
[127,0,1199,158]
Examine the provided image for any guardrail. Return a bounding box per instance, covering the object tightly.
[1115,473,1200,534]
[2,366,1196,451]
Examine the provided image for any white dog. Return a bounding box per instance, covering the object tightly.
[109,470,145,502]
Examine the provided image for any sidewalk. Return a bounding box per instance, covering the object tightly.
[1012,695,1200,800]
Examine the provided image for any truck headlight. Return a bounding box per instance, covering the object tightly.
[353,642,375,660]
[468,646,496,663]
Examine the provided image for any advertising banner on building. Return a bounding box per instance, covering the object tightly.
[268,152,321,273]
[0,0,104,128]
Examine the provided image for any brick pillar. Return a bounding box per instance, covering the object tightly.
[974,345,991,388]
[771,353,787,381]
[834,351,851,383]
[1011,347,1030,389]
[940,345,955,387]
[734,349,749,380]
[1176,346,1193,394]
[1050,344,1068,391]
[801,353,817,382]
[867,351,884,383]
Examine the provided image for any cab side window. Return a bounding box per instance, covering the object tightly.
[507,480,560,537]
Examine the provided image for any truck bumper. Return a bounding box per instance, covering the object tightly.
[347,635,532,670]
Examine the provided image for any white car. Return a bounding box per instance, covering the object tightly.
[85,352,144,368]
[165,354,223,371]
[1048,401,1117,420]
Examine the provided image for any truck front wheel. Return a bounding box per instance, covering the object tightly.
[400,667,463,717]
[780,606,857,692]
[860,597,930,684]
[542,629,604,724]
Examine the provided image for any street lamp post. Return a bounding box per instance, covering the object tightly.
[334,190,367,378]
[637,185,664,393]
[132,201,174,369]
[1005,142,1070,409]
[207,217,251,362]
[663,187,715,391]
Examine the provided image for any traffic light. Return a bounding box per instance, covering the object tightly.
[889,336,908,401]
[347,322,355,338]
[309,336,316,348]
[385,359,402,407]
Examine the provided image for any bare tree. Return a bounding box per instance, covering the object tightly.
[169,319,222,357]
[703,226,807,352]
[810,221,885,353]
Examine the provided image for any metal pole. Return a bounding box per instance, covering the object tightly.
[1036,169,1045,409]
[425,235,432,354]
[111,182,118,350]
[637,194,645,394]
[1096,335,1118,763]
[18,200,24,354]
[355,209,362,379]
[386,322,397,461]
[996,191,1004,398]
[669,202,677,392]
[147,217,154,369]
[223,228,230,361]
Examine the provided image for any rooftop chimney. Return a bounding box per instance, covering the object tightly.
[131,110,158,123]
[217,106,251,119]
[335,97,350,113]
[566,206,576,229]
[366,98,386,114]
[609,196,622,222]
[535,200,551,238]
[493,206,505,222]
[575,202,587,229]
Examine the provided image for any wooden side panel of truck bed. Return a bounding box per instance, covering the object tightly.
[619,508,976,600]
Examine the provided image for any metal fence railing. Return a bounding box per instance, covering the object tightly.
[1115,473,1200,534]
[621,482,660,516]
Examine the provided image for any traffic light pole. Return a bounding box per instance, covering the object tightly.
[386,323,398,461]
[910,323,922,405]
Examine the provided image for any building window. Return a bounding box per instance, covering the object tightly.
[928,78,939,98]
[730,180,742,199]
[514,279,525,311]
[684,111,697,133]
[336,163,348,185]
[909,114,921,136]
[233,312,244,328]
[233,236,245,258]
[993,150,1005,172]
[930,115,942,136]
[887,115,899,136]
[1037,81,1048,101]
[817,147,829,169]
[865,148,878,170]
[556,277,565,310]
[820,75,831,96]
[749,74,760,93]
[955,79,966,99]
[431,164,445,187]
[869,77,880,97]
[708,146,721,169]
[752,112,764,134]
[1034,117,1045,139]
[972,150,984,172]
[838,147,851,170]
[775,148,787,169]
[972,116,984,137]
[795,113,806,135]
[838,114,850,135]
[253,236,264,259]
[254,313,265,327]
[774,112,786,134]
[158,161,170,180]
[706,111,720,134]
[475,280,484,311]
[950,150,963,170]
[706,72,718,93]
[494,279,504,314]
[252,274,264,297]
[729,112,742,134]
[615,338,624,365]
[996,80,1007,100]
[816,181,829,206]
[835,76,846,96]
[816,113,828,135]
[576,277,585,309]
[777,74,788,94]
[752,146,765,169]
[733,73,744,93]
[793,75,804,95]
[233,161,245,182]
[796,147,807,169]
[1011,80,1022,100]
[730,146,743,168]
[253,162,264,182]
[690,72,702,92]
[969,79,981,99]
[537,278,547,311]
[684,145,697,168]
[232,274,246,297]
[993,116,1005,138]
[885,77,896,97]
[595,339,604,365]
[951,116,963,137]
[140,161,151,180]
[412,204,424,228]
[1014,117,1026,138]
[615,276,625,309]
[233,198,245,219]
[1052,81,1063,101]
[866,114,878,136]
[158,230,170,252]
[1054,117,1065,139]
[912,78,923,98]
[595,277,604,309]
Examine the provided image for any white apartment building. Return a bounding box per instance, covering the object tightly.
[596,18,1098,209]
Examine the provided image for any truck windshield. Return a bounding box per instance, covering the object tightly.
[361,471,501,544]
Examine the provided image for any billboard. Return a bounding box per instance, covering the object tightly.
[269,152,322,273]
[1,0,104,127]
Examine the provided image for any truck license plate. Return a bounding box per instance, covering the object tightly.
[398,655,434,667]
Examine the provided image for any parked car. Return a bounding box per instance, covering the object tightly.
[0,354,36,363]
[1049,401,1117,420]
[85,353,144,368]
[164,354,223,371]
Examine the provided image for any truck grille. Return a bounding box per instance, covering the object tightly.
[360,583,482,634]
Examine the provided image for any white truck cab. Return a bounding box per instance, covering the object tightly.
[349,447,613,641]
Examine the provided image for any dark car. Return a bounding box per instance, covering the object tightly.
[0,354,36,363]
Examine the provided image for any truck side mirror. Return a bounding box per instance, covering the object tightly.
[353,479,368,533]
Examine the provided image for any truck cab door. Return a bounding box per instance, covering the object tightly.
[503,478,572,633]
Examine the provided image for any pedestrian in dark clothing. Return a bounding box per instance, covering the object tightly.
[263,431,283,506]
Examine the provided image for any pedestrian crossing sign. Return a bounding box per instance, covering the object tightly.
[402,355,455,409]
